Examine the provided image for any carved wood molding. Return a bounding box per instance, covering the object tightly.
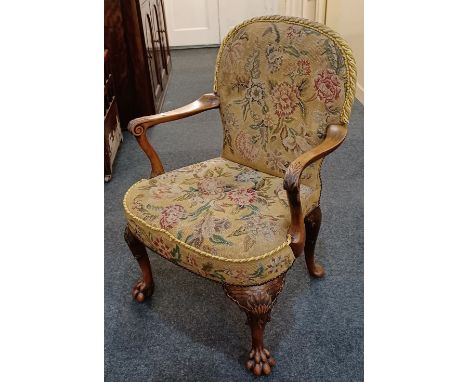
[223,274,286,325]
[127,93,220,178]
[223,275,286,376]
[127,93,220,135]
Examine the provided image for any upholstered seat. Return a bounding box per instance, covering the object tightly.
[124,157,318,285]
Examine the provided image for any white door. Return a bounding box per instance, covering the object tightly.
[164,0,220,46]
[164,0,326,47]
[218,0,280,39]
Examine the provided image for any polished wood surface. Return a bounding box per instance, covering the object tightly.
[283,124,347,256]
[139,0,171,112]
[127,93,220,177]
[104,49,123,182]
[128,93,220,133]
[105,0,171,126]
[105,0,133,126]
[304,206,324,277]
[224,275,285,376]
[124,225,155,302]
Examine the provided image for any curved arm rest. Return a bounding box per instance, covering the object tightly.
[128,93,220,135]
[127,93,220,178]
[283,124,347,256]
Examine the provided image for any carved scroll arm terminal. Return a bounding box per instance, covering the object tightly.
[127,93,220,178]
[283,124,348,256]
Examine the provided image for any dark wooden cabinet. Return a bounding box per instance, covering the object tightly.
[140,0,171,112]
[104,0,171,128]
[104,49,123,182]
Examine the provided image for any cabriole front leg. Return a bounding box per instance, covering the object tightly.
[223,275,285,376]
[124,225,154,302]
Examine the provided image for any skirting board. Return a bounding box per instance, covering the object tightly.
[171,44,220,50]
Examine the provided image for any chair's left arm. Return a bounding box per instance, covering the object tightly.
[128,93,220,177]
[283,124,348,256]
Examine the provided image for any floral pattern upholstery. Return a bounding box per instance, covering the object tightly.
[124,17,356,286]
[215,17,355,189]
[124,158,319,286]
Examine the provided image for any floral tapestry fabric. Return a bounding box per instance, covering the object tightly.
[216,19,351,189]
[124,157,319,286]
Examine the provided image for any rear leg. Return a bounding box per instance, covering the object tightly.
[304,206,324,278]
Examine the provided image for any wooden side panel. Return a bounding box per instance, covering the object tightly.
[104,102,123,181]
[104,49,123,182]
[104,0,134,127]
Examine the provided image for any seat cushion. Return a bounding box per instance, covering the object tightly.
[124,157,318,286]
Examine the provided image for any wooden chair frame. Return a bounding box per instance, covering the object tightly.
[124,93,347,376]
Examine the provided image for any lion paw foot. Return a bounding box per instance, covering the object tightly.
[132,279,154,302]
[245,347,276,376]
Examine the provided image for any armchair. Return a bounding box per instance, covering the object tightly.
[122,16,356,376]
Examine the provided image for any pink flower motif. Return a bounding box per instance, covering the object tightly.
[314,69,341,104]
[159,205,186,229]
[267,256,285,274]
[152,236,172,259]
[286,26,303,40]
[150,184,180,200]
[223,268,248,280]
[297,59,311,75]
[224,39,245,68]
[271,82,300,118]
[246,216,278,240]
[227,188,257,206]
[197,178,224,195]
[235,131,259,161]
[186,254,198,268]
[201,245,218,256]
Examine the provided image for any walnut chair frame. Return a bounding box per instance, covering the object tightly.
[122,16,355,377]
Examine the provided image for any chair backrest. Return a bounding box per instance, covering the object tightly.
[214,16,356,189]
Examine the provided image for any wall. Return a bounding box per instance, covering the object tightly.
[325,0,364,103]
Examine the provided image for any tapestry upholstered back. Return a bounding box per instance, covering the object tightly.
[215,16,356,200]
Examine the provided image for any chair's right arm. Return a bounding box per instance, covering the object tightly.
[127,93,220,177]
[283,124,348,256]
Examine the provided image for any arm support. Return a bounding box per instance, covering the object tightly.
[127,93,220,177]
[283,124,348,256]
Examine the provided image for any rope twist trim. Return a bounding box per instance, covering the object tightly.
[123,181,293,263]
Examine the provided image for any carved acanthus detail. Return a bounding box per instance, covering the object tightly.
[223,275,286,376]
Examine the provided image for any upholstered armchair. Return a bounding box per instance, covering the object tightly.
[123,16,356,376]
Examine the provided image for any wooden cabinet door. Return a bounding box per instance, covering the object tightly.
[140,0,164,109]
[155,0,171,74]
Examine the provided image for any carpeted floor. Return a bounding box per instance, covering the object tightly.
[105,47,363,382]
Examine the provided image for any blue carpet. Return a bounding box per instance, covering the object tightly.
[105,47,363,381]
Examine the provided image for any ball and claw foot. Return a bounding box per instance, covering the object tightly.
[132,279,154,302]
[246,347,276,376]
